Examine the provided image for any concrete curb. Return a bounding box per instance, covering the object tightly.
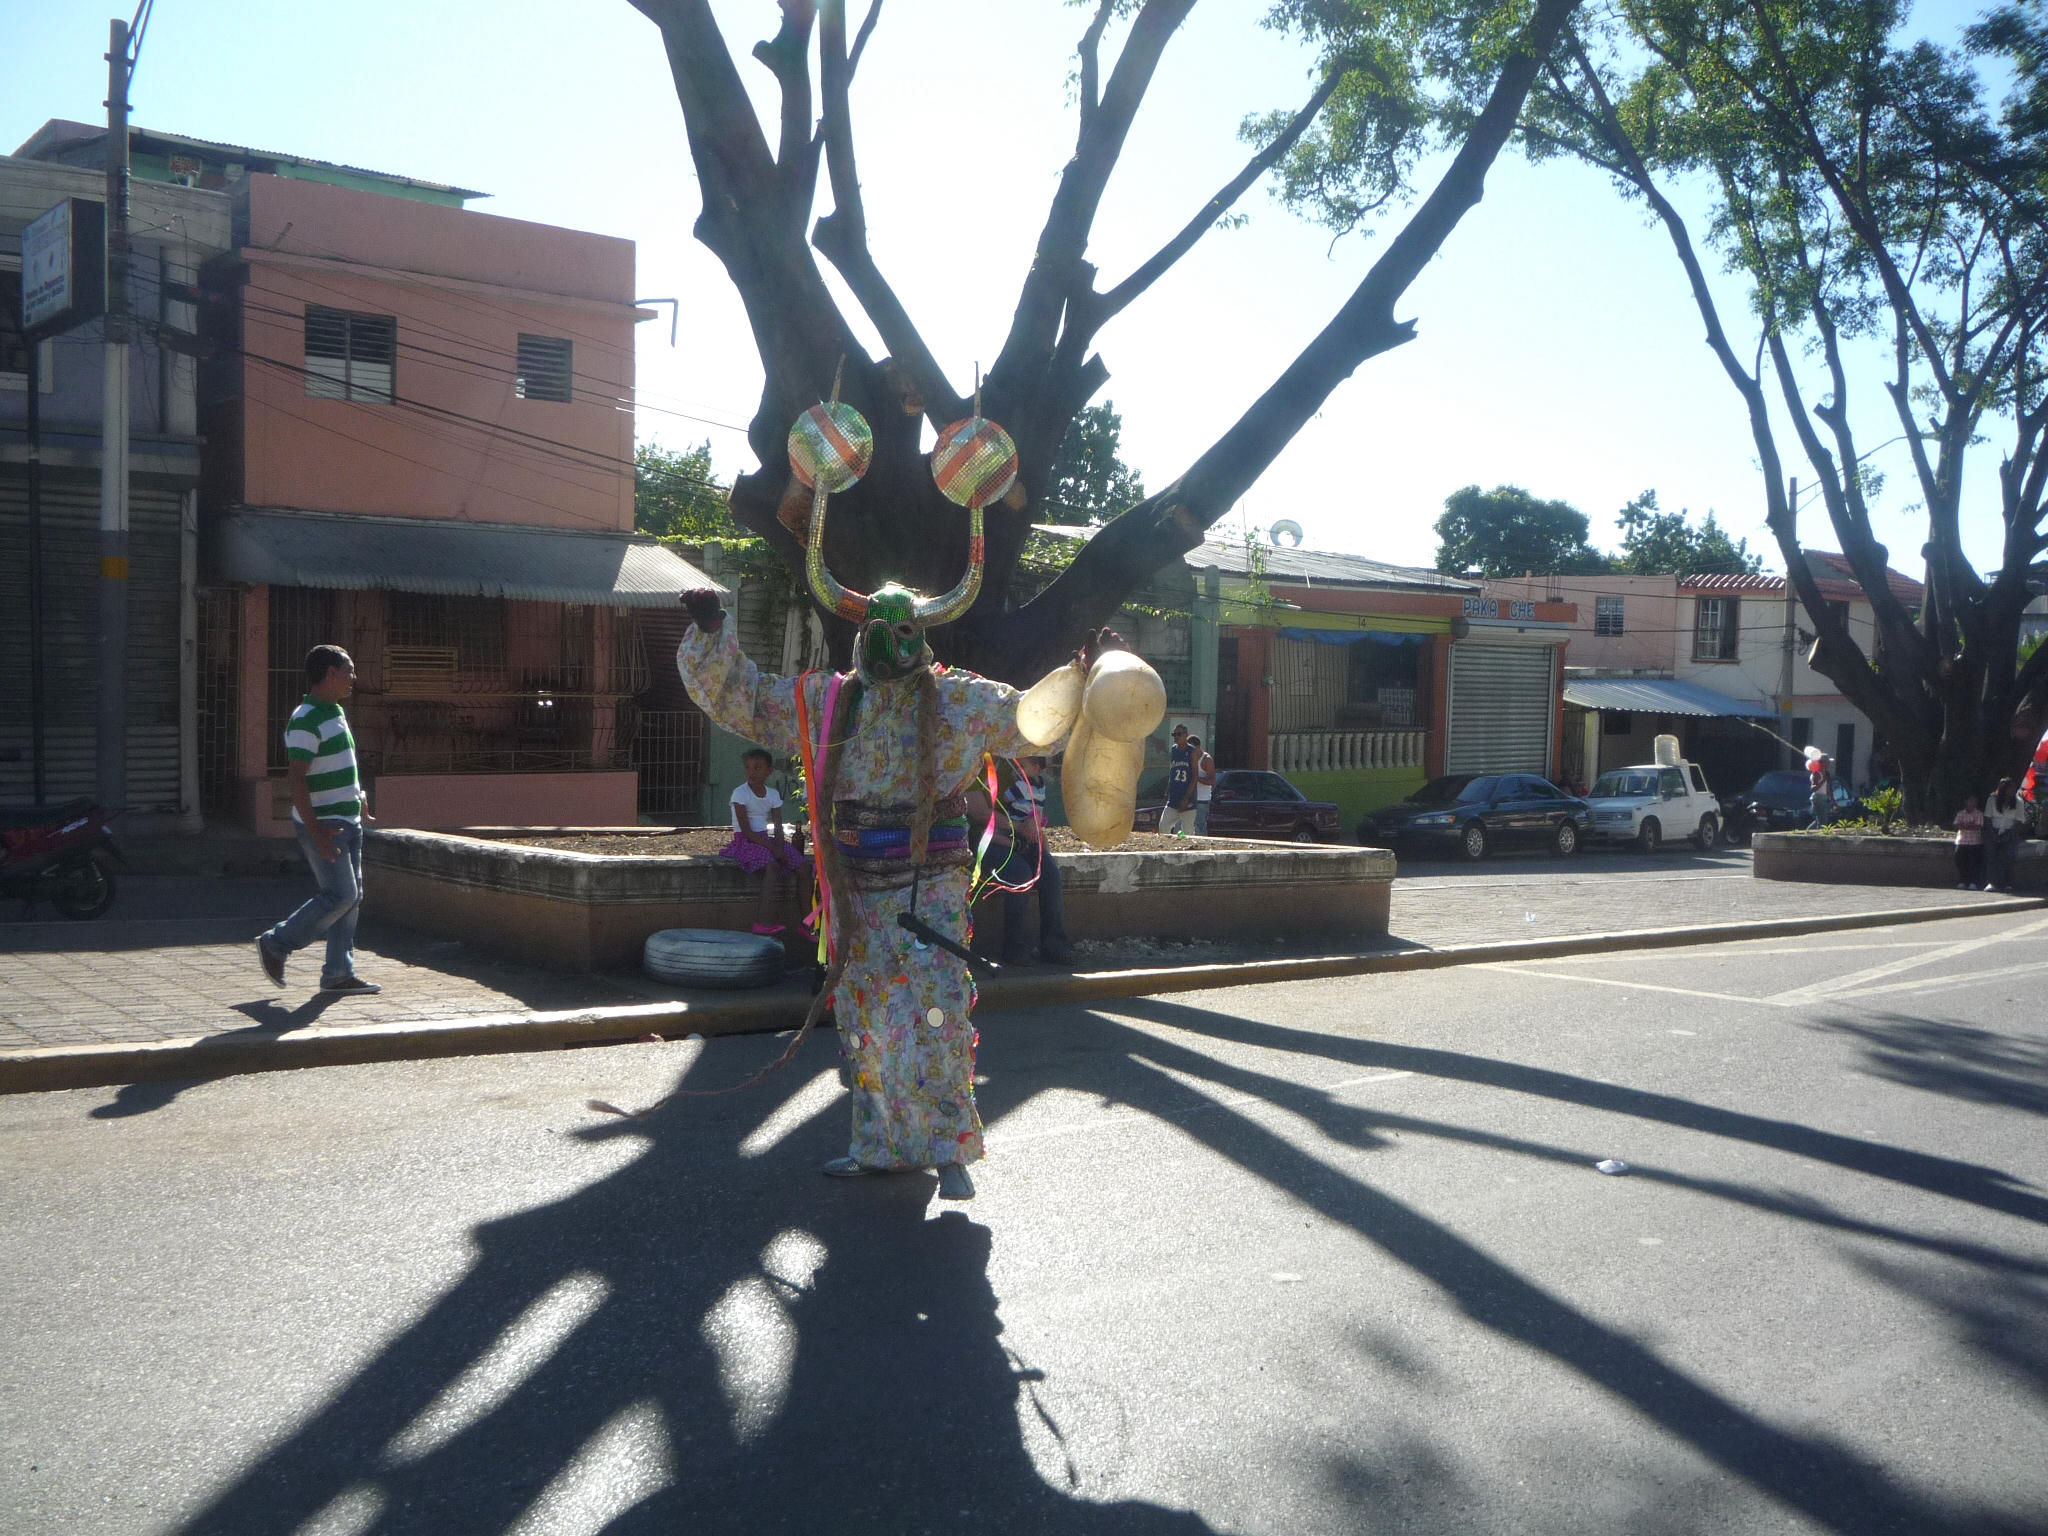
[5,895,2040,1096]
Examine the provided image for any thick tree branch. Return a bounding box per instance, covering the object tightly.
[847,0,881,80]
[751,1,820,241]
[1078,0,1116,129]
[990,0,1198,392]
[1097,67,1347,322]
[967,0,1583,677]
[1561,35,1931,746]
[810,0,965,426]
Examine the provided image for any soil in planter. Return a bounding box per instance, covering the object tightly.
[500,828,1248,857]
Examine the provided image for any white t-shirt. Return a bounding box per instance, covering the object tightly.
[730,782,783,834]
[1194,753,1214,803]
[1987,799,2027,835]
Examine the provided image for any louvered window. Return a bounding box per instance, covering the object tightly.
[1693,596,1740,661]
[304,306,395,402]
[1594,596,1625,637]
[516,334,573,402]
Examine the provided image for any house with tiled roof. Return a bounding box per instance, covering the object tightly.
[1483,555,1924,795]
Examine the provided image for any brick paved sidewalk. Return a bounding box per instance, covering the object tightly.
[0,865,2024,1057]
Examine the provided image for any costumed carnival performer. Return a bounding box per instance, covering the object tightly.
[674,391,1163,1201]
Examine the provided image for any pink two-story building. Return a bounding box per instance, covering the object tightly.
[153,155,716,832]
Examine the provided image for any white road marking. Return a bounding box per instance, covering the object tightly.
[1771,913,2048,1007]
[1481,965,1777,1007]
[1824,955,2048,1004]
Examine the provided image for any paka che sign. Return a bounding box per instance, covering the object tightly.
[20,198,106,339]
[1462,596,1535,621]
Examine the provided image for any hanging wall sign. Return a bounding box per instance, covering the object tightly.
[20,198,106,339]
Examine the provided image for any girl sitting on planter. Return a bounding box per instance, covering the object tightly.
[1953,794,1987,889]
[724,748,810,934]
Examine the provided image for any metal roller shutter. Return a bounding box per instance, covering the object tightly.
[1446,642,1554,774]
[0,477,184,809]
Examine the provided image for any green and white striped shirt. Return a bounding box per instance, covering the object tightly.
[284,696,363,823]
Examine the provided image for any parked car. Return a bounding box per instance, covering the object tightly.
[1131,769,1342,842]
[1718,769,1866,845]
[1584,756,1723,851]
[1355,774,1593,861]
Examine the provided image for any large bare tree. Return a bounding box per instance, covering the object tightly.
[625,0,1582,680]
[1511,0,2046,816]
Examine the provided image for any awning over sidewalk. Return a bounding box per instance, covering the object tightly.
[1562,677,1773,717]
[210,507,724,607]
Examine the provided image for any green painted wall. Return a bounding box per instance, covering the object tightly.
[1287,767,1426,833]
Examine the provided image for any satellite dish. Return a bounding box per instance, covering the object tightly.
[1268,519,1303,548]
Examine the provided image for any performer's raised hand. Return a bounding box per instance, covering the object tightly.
[680,588,726,632]
[1076,626,1128,672]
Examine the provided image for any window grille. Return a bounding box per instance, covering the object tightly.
[386,593,508,677]
[631,707,708,820]
[266,586,338,771]
[1692,596,1739,661]
[196,587,241,815]
[1594,596,1625,637]
[1,267,30,378]
[516,334,573,402]
[304,306,396,402]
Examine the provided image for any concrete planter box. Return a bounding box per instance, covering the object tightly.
[1753,831,2047,891]
[364,829,1394,972]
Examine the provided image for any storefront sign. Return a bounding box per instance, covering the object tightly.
[1462,596,1535,621]
[20,198,106,338]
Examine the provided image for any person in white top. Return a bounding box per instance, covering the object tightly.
[723,747,810,934]
[1191,735,1216,834]
[1985,776,2027,891]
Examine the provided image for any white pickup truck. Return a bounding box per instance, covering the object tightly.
[1584,737,1722,852]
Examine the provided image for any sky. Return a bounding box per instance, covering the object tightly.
[0,0,2015,583]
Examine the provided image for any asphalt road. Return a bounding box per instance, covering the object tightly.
[5,911,2047,1535]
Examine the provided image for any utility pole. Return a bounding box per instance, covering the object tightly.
[97,12,135,810]
[26,331,48,805]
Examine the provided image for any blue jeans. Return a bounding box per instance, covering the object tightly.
[267,819,364,984]
[1196,800,1211,834]
[995,842,1068,961]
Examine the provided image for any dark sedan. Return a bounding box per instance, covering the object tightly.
[1132,769,1343,842]
[1356,773,1594,861]
[1718,769,1865,844]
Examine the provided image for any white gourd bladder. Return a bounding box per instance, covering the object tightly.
[1017,659,1086,747]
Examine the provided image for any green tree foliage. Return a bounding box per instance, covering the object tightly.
[1433,484,1610,576]
[1266,0,2047,817]
[1612,490,1763,576]
[1041,402,1147,526]
[633,440,742,540]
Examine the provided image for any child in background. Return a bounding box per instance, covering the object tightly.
[724,747,809,934]
[1953,794,1986,889]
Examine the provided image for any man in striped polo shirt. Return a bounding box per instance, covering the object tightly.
[257,644,380,994]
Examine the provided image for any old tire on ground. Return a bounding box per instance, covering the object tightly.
[1693,813,1719,849]
[644,928,784,989]
[1636,818,1661,855]
[1461,821,1488,861]
[1552,820,1579,857]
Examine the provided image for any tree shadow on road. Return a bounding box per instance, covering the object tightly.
[1810,1010,2048,1121]
[1073,993,2045,1534]
[166,982,2048,1536]
[171,1032,1212,1536]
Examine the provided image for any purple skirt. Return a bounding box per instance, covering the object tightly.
[722,834,808,874]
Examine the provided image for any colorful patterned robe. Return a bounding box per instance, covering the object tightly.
[678,623,1042,1169]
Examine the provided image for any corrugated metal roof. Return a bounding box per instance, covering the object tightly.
[212,509,722,607]
[14,119,487,200]
[1562,677,1775,717]
[1190,536,1479,591]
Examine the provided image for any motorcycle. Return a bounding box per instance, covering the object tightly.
[0,797,123,919]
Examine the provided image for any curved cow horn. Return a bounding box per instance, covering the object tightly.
[911,505,985,626]
[805,478,870,622]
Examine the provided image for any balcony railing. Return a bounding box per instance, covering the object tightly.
[1269,729,1426,775]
